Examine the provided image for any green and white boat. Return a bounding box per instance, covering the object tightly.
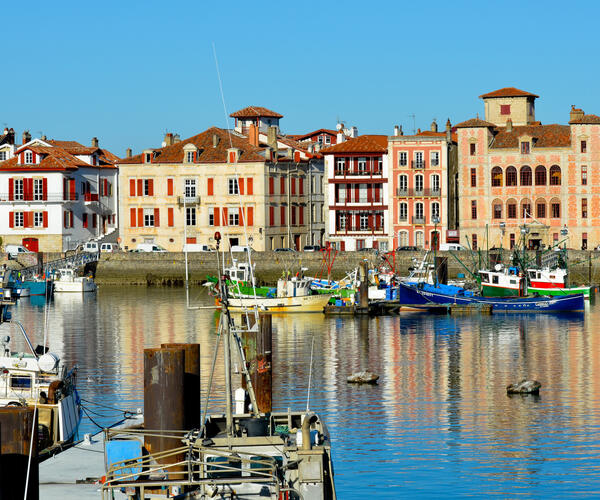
[527,267,592,299]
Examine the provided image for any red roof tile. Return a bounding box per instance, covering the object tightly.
[320,135,388,154]
[292,129,337,141]
[479,87,539,99]
[491,124,571,149]
[46,140,97,155]
[230,106,283,119]
[569,114,600,125]
[454,118,496,128]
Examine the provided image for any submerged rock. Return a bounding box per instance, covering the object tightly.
[506,379,541,395]
[347,371,379,384]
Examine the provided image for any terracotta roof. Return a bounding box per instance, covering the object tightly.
[230,106,283,119]
[479,87,539,99]
[292,129,337,141]
[491,124,571,149]
[46,140,97,155]
[0,147,87,171]
[454,118,496,128]
[119,127,267,164]
[569,114,600,125]
[320,135,388,154]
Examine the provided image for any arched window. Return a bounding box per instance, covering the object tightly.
[415,231,424,248]
[536,198,546,218]
[491,166,503,187]
[415,174,423,193]
[398,174,408,193]
[415,202,424,219]
[398,202,408,221]
[535,165,547,186]
[492,199,503,219]
[431,202,440,219]
[506,166,517,186]
[507,198,517,219]
[399,230,408,247]
[549,165,561,186]
[550,198,561,218]
[520,166,532,186]
[521,198,532,219]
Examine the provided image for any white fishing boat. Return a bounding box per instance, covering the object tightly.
[53,268,97,293]
[527,267,592,299]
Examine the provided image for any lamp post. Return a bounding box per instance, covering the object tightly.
[432,215,440,285]
[560,225,568,250]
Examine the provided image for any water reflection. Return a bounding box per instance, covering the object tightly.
[5,288,600,498]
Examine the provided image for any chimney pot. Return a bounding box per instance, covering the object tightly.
[22,131,31,145]
[431,120,438,132]
[91,137,99,148]
[126,148,132,158]
[213,133,220,148]
[394,125,400,137]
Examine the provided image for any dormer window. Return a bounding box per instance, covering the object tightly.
[500,104,511,115]
[186,151,195,163]
[581,140,587,153]
[25,151,33,164]
[144,153,152,163]
[521,141,530,154]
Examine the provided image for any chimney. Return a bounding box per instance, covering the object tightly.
[336,123,345,143]
[91,137,99,148]
[506,118,513,133]
[163,133,174,146]
[350,126,358,138]
[430,120,438,133]
[126,148,132,158]
[264,147,272,161]
[570,105,585,123]
[417,128,421,134]
[212,133,220,148]
[267,126,278,150]
[41,134,47,141]
[22,130,31,145]
[445,119,452,142]
[248,124,259,147]
[393,125,400,137]
[173,134,181,143]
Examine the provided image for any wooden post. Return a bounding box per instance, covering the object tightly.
[256,314,273,413]
[359,260,368,309]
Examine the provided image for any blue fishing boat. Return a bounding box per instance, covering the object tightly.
[399,282,585,312]
[18,277,53,296]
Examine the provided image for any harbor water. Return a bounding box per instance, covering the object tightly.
[7,287,600,498]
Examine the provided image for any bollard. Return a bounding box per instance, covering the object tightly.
[161,343,201,429]
[144,348,185,475]
[0,407,38,500]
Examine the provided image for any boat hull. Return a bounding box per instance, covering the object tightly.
[54,279,96,293]
[528,285,591,298]
[481,284,520,297]
[225,293,331,313]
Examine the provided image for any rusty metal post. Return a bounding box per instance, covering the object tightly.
[144,347,185,473]
[161,343,201,430]
[0,407,38,500]
[256,314,273,413]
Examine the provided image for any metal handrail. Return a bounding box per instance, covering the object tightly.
[18,251,100,281]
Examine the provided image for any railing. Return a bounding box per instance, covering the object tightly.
[411,160,426,169]
[396,188,441,197]
[335,225,385,232]
[18,251,100,281]
[178,195,201,205]
[335,197,383,204]
[412,216,426,224]
[0,193,79,202]
[333,169,383,177]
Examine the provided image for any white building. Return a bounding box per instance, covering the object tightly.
[0,136,118,252]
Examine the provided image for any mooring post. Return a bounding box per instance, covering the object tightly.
[359,260,369,309]
[256,313,273,413]
[0,407,38,500]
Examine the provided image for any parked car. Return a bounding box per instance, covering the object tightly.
[5,244,33,259]
[100,243,119,253]
[78,241,99,253]
[439,243,466,251]
[303,245,321,252]
[230,245,252,253]
[183,244,213,252]
[396,246,419,251]
[275,248,296,252]
[136,243,167,252]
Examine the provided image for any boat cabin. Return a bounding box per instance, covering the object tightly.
[527,268,567,289]
[479,265,526,297]
[276,277,313,297]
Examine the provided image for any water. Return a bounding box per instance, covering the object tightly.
[7,288,600,498]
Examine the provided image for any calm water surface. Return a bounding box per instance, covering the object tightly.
[7,288,600,498]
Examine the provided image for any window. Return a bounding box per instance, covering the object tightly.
[398,175,408,193]
[143,179,154,196]
[209,209,214,226]
[493,202,502,219]
[0,151,6,161]
[14,179,23,200]
[582,233,588,250]
[186,207,196,226]
[34,212,44,227]
[431,202,440,219]
[431,174,440,193]
[535,166,546,185]
[229,211,239,226]
[470,168,477,187]
[357,157,366,173]
[377,157,383,173]
[520,166,532,186]
[500,104,511,115]
[335,157,345,175]
[398,152,408,166]
[186,151,195,163]
[551,201,560,218]
[510,233,515,249]
[471,200,477,219]
[549,165,561,185]
[144,153,151,163]
[506,166,517,186]
[415,202,424,219]
[14,211,24,227]
[582,198,588,218]
[522,201,532,219]
[415,231,424,248]
[414,152,424,168]
[507,201,517,219]
[521,142,530,154]
[33,179,44,201]
[184,178,196,198]
[359,213,369,230]
[399,231,408,246]
[470,143,476,156]
[24,151,33,164]
[491,167,503,187]
[143,209,155,227]
[338,212,346,230]
[399,202,408,221]
[325,136,331,144]
[536,201,546,218]
[472,234,478,250]
[582,165,588,185]
[358,184,368,203]
[415,175,423,193]
[581,140,587,153]
[228,178,239,195]
[431,151,440,166]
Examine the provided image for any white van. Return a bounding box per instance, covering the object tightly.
[183,244,213,252]
[81,241,99,253]
[100,243,118,253]
[5,245,33,258]
[230,245,251,253]
[136,243,167,253]
[439,243,466,251]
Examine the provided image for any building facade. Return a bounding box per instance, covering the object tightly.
[321,135,390,251]
[457,87,600,251]
[0,136,118,251]
[389,120,457,249]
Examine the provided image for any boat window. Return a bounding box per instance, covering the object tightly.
[549,275,555,279]
[10,375,32,389]
[492,276,499,284]
[206,456,242,478]
[480,274,489,283]
[510,280,516,285]
[528,271,535,279]
[249,455,283,478]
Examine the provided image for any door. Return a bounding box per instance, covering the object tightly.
[294,235,300,251]
[22,238,38,252]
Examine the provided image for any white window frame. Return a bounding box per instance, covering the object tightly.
[24,151,33,164]
[415,174,424,192]
[228,210,239,226]
[399,202,408,221]
[398,174,408,192]
[431,174,440,193]
[357,157,367,173]
[185,178,197,198]
[335,157,345,174]
[228,178,239,195]
[431,202,440,219]
[209,209,214,226]
[186,151,195,163]
[14,211,24,227]
[0,151,6,161]
[14,179,24,200]
[415,231,424,248]
[398,151,408,167]
[339,212,346,229]
[358,184,367,203]
[359,213,369,230]
[33,179,44,201]
[415,202,424,219]
[34,212,44,227]
[399,230,409,246]
[186,207,196,226]
[414,151,424,168]
[430,151,440,167]
[143,208,155,227]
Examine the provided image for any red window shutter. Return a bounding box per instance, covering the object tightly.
[9,211,14,228]
[154,208,160,227]
[291,178,296,195]
[247,207,254,226]
[207,178,213,196]
[42,178,48,200]
[214,207,220,226]
[299,207,304,225]
[340,241,345,251]
[280,177,285,194]
[130,208,136,227]
[104,179,108,196]
[63,211,67,228]
[23,178,30,201]
[354,185,359,202]
[269,177,274,195]
[148,179,154,196]
[8,178,13,201]
[239,178,244,195]
[367,185,372,202]
[229,152,234,163]
[222,208,228,226]
[70,211,74,228]
[137,208,143,226]
[83,213,88,228]
[137,179,143,196]
[247,178,253,195]
[186,237,196,244]
[168,207,174,227]
[167,178,173,196]
[299,178,303,195]
[43,211,48,228]
[239,207,244,226]
[23,212,30,228]
[280,206,285,225]
[269,206,274,226]
[69,179,76,200]
[129,179,136,196]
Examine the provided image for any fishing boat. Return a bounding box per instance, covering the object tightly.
[479,265,526,297]
[53,267,96,293]
[206,260,274,297]
[17,276,54,297]
[526,267,592,299]
[0,299,82,458]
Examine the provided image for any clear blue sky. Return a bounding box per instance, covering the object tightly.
[3,0,599,157]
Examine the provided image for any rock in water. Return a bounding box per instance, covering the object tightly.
[347,371,379,384]
[506,379,541,394]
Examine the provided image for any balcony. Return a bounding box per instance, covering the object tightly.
[84,192,99,203]
[412,216,426,224]
[178,195,201,206]
[333,169,383,177]
[411,160,426,169]
[395,188,441,197]
[0,193,79,203]
[335,225,385,233]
